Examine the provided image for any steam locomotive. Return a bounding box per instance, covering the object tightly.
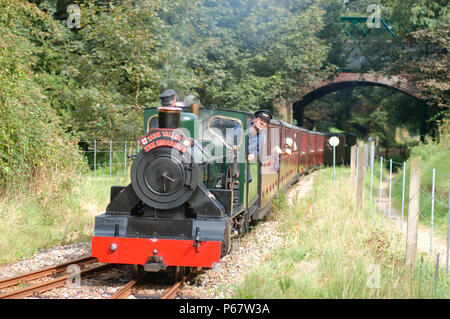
[90,105,356,280]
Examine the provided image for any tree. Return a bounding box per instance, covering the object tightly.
[0,0,83,192]
[179,0,330,113]
[381,0,449,137]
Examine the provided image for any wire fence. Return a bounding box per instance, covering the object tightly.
[351,142,450,275]
[78,140,141,179]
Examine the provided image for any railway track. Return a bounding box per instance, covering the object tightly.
[109,268,201,299]
[0,256,200,299]
[0,256,111,299]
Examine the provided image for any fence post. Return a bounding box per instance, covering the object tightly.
[446,175,449,274]
[350,145,357,189]
[370,141,375,202]
[401,162,406,227]
[434,253,440,296]
[430,168,435,256]
[388,159,392,219]
[109,140,112,177]
[372,201,376,223]
[406,156,421,267]
[355,147,359,187]
[124,141,127,176]
[364,142,369,170]
[329,142,334,185]
[126,142,132,185]
[356,143,365,209]
[378,156,383,212]
[94,140,97,178]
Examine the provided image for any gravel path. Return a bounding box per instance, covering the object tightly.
[377,175,448,265]
[0,173,316,299]
[182,173,316,298]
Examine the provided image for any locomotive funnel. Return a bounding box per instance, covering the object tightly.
[157,106,182,128]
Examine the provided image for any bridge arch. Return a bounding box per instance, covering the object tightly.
[293,72,420,126]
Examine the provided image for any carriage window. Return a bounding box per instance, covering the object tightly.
[284,130,292,150]
[207,115,243,149]
[271,127,281,155]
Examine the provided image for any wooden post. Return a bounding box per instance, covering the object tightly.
[350,145,357,188]
[364,143,369,170]
[406,156,421,267]
[369,141,375,202]
[125,141,132,185]
[356,143,366,209]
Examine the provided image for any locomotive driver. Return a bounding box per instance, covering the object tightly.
[228,109,272,163]
[228,109,272,182]
[159,89,178,107]
[247,109,272,162]
[247,110,272,183]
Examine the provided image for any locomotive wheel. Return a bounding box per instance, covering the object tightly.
[131,264,147,282]
[220,223,231,258]
[242,216,250,235]
[167,266,189,283]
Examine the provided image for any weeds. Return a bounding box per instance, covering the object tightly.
[231,167,450,299]
[0,172,112,264]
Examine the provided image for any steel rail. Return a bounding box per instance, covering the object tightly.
[0,256,98,290]
[0,263,112,299]
[161,280,183,299]
[110,268,201,299]
[161,268,200,299]
[109,280,137,299]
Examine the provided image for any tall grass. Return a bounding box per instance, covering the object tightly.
[231,167,449,298]
[363,137,449,237]
[390,138,449,235]
[0,171,116,264]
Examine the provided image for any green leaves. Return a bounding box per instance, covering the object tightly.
[6,0,331,142]
[0,0,84,192]
[182,0,329,110]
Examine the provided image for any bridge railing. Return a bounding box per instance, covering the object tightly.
[336,40,441,73]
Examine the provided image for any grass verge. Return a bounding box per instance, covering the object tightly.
[0,171,117,264]
[366,138,449,237]
[230,167,449,298]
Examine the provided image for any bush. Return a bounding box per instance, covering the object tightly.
[0,0,85,194]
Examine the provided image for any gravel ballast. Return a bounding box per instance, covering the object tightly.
[0,174,315,299]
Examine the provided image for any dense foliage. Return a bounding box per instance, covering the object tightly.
[34,0,330,138]
[0,0,83,192]
[305,0,449,146]
[0,0,448,191]
[182,0,330,112]
[383,0,449,132]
